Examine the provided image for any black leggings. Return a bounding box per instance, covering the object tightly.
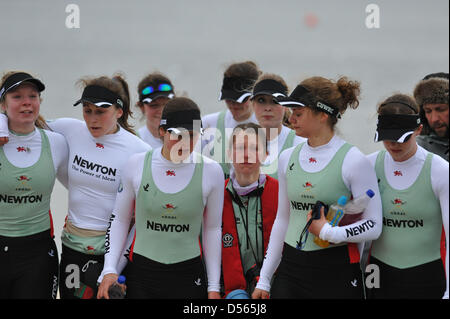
[59,245,104,299]
[0,230,59,299]
[124,253,207,299]
[367,256,446,299]
[271,243,364,299]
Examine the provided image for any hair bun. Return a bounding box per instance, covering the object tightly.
[336,76,361,109]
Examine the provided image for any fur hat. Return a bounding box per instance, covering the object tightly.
[414,77,449,107]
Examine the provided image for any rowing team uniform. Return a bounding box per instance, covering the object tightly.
[257,135,383,298]
[201,109,259,177]
[46,118,150,299]
[367,145,448,299]
[0,124,68,299]
[102,148,224,298]
[137,126,163,149]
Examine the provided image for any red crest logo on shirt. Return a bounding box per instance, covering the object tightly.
[96,143,104,149]
[163,203,177,212]
[15,175,32,190]
[17,175,31,182]
[309,157,317,163]
[17,146,27,152]
[166,170,176,176]
[392,198,406,207]
[86,246,96,254]
[393,170,403,176]
[303,182,314,190]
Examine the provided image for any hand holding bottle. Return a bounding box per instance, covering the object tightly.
[108,275,126,299]
[306,205,329,237]
[97,274,126,299]
[313,196,348,248]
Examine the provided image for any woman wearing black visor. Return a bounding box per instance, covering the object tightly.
[253,76,382,299]
[250,74,306,179]
[367,94,448,299]
[0,71,68,299]
[0,74,151,298]
[202,61,261,178]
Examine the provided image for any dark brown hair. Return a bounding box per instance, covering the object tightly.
[300,76,361,129]
[159,97,201,132]
[377,93,419,115]
[77,73,135,134]
[0,70,48,130]
[224,61,261,79]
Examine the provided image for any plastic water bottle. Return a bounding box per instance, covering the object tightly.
[314,196,348,248]
[344,189,375,214]
[339,189,375,226]
[108,275,126,299]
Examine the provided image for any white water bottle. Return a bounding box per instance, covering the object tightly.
[344,189,375,214]
[339,189,375,226]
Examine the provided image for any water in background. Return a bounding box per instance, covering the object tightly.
[1,0,448,253]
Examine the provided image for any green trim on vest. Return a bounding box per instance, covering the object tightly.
[61,229,106,255]
[261,129,297,180]
[134,150,205,263]
[284,142,352,251]
[371,150,442,268]
[0,129,56,237]
[210,110,230,177]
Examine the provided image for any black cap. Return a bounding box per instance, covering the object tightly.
[219,76,254,103]
[73,85,124,108]
[250,79,288,104]
[374,114,421,143]
[160,97,202,133]
[0,72,45,100]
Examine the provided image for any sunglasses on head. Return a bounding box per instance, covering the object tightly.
[141,83,172,96]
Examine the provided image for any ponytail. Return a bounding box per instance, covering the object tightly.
[77,73,136,135]
[112,73,135,135]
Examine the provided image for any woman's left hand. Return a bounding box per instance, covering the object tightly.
[306,206,328,236]
[208,291,222,299]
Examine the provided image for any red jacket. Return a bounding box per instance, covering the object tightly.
[222,176,278,297]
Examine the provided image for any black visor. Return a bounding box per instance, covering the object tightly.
[0,72,45,100]
[160,108,203,133]
[74,85,124,108]
[374,114,421,143]
[139,83,175,104]
[219,76,254,103]
[250,79,288,103]
[278,85,341,118]
[278,85,310,107]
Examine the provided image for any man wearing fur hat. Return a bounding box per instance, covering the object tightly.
[414,73,449,162]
